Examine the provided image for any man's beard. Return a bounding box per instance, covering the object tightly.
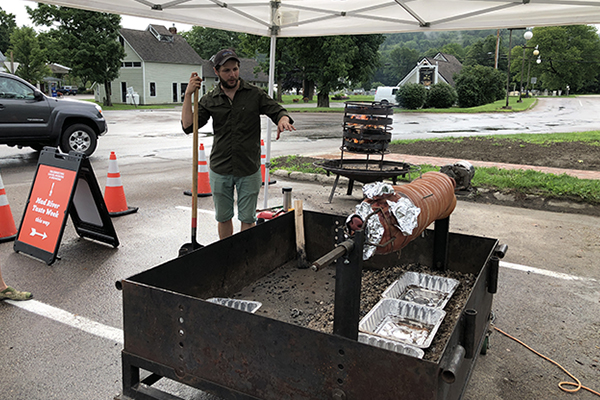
[220,78,239,90]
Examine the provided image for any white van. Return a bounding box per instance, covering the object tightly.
[374,86,399,105]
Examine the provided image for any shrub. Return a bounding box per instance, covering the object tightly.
[396,83,427,109]
[425,82,457,108]
[455,65,506,108]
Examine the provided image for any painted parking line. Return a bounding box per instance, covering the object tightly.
[4,262,595,344]
[500,261,597,282]
[175,206,215,215]
[5,299,123,344]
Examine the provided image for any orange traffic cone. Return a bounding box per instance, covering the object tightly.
[184,143,212,197]
[261,139,276,186]
[104,152,138,216]
[0,171,17,242]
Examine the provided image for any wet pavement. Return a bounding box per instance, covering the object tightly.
[0,97,599,400]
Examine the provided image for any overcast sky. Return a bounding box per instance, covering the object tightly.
[3,0,193,31]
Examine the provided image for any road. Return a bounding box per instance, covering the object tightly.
[0,97,598,400]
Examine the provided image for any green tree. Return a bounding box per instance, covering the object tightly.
[28,4,124,105]
[514,25,600,93]
[0,7,17,54]
[180,27,245,60]
[9,27,50,84]
[387,46,420,84]
[464,34,507,71]
[455,65,505,107]
[290,34,385,107]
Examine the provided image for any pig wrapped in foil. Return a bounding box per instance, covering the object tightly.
[348,172,457,260]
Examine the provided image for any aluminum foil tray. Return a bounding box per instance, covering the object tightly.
[359,298,446,349]
[206,298,262,314]
[381,271,459,309]
[358,333,424,359]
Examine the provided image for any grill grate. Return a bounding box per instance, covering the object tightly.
[342,101,394,154]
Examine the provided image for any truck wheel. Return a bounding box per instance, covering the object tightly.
[60,123,97,157]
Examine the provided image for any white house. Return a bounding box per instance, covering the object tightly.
[398,53,463,88]
[95,24,270,105]
[95,25,204,105]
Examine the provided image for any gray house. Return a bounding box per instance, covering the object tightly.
[398,53,463,88]
[96,25,204,105]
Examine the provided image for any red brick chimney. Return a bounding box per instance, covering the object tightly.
[169,24,177,34]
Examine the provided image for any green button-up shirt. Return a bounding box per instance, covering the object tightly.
[183,79,293,177]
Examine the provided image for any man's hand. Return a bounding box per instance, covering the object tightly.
[181,72,203,131]
[185,72,203,98]
[276,116,296,140]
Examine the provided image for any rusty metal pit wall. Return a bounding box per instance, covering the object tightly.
[122,211,498,400]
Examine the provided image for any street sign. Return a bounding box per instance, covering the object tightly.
[14,148,119,265]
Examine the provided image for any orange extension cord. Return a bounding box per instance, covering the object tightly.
[493,326,600,397]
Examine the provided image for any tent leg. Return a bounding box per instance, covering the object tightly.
[263,34,277,210]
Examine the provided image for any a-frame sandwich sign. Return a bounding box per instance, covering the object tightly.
[14,147,119,265]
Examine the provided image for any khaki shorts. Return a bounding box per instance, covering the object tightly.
[209,169,262,224]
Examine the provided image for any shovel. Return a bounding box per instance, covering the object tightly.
[179,88,204,257]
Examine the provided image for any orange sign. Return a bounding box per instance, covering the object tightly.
[17,165,77,253]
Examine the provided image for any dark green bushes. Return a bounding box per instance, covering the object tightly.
[455,65,505,107]
[396,83,427,109]
[425,82,457,108]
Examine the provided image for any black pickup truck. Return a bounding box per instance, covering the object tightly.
[0,72,107,157]
[56,86,78,96]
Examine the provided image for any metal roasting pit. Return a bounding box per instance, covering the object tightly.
[117,211,506,400]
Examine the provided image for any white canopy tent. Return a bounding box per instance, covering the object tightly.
[30,0,600,205]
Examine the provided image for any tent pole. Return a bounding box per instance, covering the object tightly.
[263,34,277,209]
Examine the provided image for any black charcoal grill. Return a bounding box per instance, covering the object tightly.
[117,210,506,400]
[316,102,419,202]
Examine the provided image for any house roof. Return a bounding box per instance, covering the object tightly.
[49,63,71,74]
[422,53,463,86]
[120,25,203,65]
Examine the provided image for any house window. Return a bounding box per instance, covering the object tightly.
[121,61,141,68]
[180,83,187,102]
[150,82,156,97]
[121,82,127,103]
[172,83,178,103]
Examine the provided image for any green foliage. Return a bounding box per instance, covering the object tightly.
[516,25,600,93]
[0,7,17,54]
[455,65,505,107]
[180,27,245,60]
[9,27,50,84]
[386,46,420,85]
[473,168,600,204]
[397,83,427,109]
[463,34,508,72]
[289,34,385,107]
[425,82,457,108]
[27,5,124,105]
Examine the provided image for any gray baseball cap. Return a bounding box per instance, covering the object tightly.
[211,49,240,67]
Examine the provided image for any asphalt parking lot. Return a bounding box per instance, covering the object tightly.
[0,100,599,399]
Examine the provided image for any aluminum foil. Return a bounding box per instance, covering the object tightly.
[387,197,420,235]
[206,298,262,314]
[352,202,383,260]
[363,181,396,199]
[381,271,460,309]
[359,298,446,349]
[358,333,425,359]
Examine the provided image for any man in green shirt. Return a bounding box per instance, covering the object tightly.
[182,48,295,239]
